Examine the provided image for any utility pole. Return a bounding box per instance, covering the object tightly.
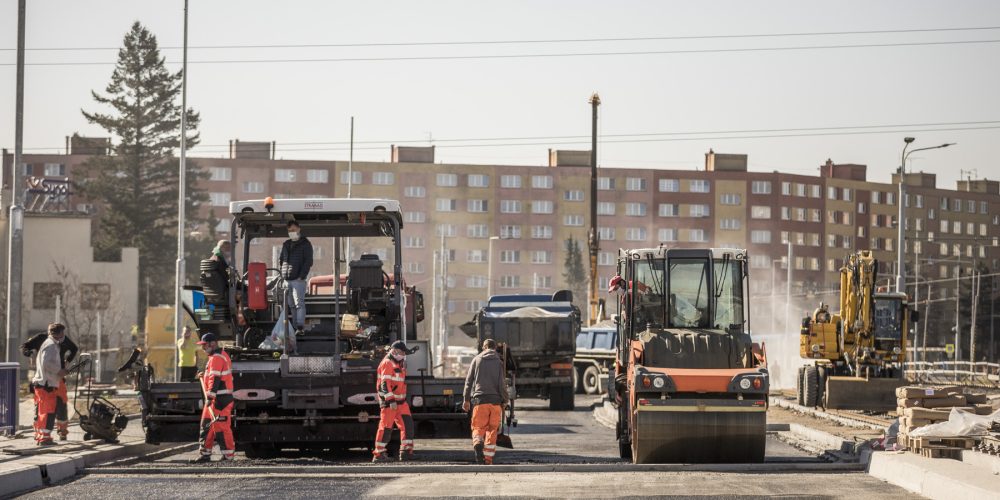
[971,271,980,367]
[173,0,189,380]
[587,93,601,326]
[785,242,793,333]
[954,264,961,382]
[439,234,449,373]
[991,274,996,362]
[6,0,26,362]
[430,249,437,375]
[345,117,353,262]
[913,239,920,362]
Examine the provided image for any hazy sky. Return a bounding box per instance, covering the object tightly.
[2,1,999,188]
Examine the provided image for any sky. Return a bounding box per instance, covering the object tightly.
[2,0,999,188]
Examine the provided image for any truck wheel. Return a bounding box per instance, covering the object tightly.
[583,366,601,395]
[618,437,632,460]
[574,367,584,394]
[803,365,819,407]
[549,385,575,411]
[795,366,805,405]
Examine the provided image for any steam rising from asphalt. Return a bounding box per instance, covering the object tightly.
[753,298,811,391]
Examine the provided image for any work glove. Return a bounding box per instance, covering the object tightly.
[389,402,398,411]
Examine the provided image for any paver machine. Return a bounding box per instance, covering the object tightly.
[136,198,468,456]
[796,250,917,411]
[611,247,768,463]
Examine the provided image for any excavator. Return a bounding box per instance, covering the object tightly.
[611,247,768,463]
[796,250,918,411]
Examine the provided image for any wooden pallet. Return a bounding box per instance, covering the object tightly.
[919,446,964,460]
[906,435,977,459]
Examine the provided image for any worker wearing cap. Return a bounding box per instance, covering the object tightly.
[462,338,510,465]
[23,326,78,441]
[176,327,200,382]
[192,333,234,462]
[31,323,69,446]
[372,340,417,462]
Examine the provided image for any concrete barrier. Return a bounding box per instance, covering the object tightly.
[868,451,1000,500]
[0,462,44,497]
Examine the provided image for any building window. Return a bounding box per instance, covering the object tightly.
[435,173,458,187]
[810,209,821,223]
[827,186,837,200]
[689,180,710,193]
[796,184,806,197]
[967,200,976,214]
[689,204,710,218]
[659,179,680,192]
[564,214,584,226]
[531,225,553,239]
[33,282,64,309]
[467,199,488,213]
[404,186,425,198]
[208,166,231,181]
[658,228,677,242]
[209,192,231,207]
[625,203,647,217]
[598,227,615,241]
[532,251,553,264]
[500,200,522,214]
[466,276,488,289]
[794,208,806,222]
[404,211,426,224]
[720,218,741,231]
[80,284,111,310]
[214,219,230,233]
[436,198,457,212]
[597,202,615,216]
[688,229,707,242]
[500,250,521,264]
[624,227,647,241]
[242,181,264,193]
[564,190,584,202]
[981,201,989,214]
[750,230,771,244]
[499,275,520,289]
[782,182,791,196]
[598,252,615,266]
[340,171,362,185]
[500,225,522,239]
[467,249,487,263]
[598,177,615,190]
[625,177,647,191]
[468,174,490,188]
[872,191,882,204]
[467,224,488,238]
[953,199,962,212]
[751,181,771,195]
[531,175,553,189]
[750,255,770,269]
[466,300,484,312]
[404,262,424,274]
[436,224,457,238]
[750,206,771,219]
[842,188,852,202]
[404,236,425,248]
[372,172,395,185]
[500,175,521,188]
[532,200,554,214]
[810,185,821,198]
[275,169,296,182]
[305,169,328,183]
[658,204,678,217]
[720,193,741,205]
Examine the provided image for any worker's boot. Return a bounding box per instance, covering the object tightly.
[399,449,414,461]
[372,453,391,463]
[189,454,212,464]
[473,442,485,465]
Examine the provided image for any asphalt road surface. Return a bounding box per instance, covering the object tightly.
[21,396,918,498]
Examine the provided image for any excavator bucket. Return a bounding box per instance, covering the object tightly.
[633,408,766,463]
[823,376,904,411]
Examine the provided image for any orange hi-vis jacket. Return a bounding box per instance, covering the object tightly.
[203,350,234,401]
[376,354,407,408]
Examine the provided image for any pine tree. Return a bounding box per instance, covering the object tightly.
[77,22,205,317]
[562,236,588,305]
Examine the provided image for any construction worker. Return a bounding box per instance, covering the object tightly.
[462,338,510,465]
[176,327,199,382]
[191,333,234,462]
[372,340,417,462]
[31,324,70,446]
[23,326,78,440]
[279,220,313,336]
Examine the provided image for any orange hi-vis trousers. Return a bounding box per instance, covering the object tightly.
[33,386,58,444]
[55,379,68,438]
[471,403,502,464]
[374,402,414,456]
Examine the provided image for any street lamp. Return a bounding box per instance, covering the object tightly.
[770,258,784,333]
[896,138,955,294]
[487,236,501,298]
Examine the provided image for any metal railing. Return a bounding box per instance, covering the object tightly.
[904,361,1000,388]
[0,362,19,435]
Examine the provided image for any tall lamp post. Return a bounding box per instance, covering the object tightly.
[487,236,501,298]
[896,137,955,293]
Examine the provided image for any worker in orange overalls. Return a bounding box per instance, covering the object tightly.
[31,323,69,446]
[191,333,235,463]
[23,327,78,440]
[462,338,510,464]
[372,340,417,462]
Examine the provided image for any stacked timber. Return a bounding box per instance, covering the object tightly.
[895,386,993,458]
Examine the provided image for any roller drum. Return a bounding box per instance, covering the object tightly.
[632,409,766,464]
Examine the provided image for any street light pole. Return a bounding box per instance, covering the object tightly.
[785,242,792,333]
[173,0,189,381]
[896,138,955,294]
[5,0,26,363]
[487,236,500,298]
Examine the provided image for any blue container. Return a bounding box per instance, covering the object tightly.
[0,362,19,435]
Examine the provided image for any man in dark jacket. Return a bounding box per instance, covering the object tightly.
[23,329,78,440]
[462,339,510,464]
[278,220,313,334]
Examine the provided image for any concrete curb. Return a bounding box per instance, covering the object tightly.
[868,451,1000,500]
[769,397,888,431]
[87,461,865,475]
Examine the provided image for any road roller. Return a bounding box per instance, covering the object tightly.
[609,247,768,463]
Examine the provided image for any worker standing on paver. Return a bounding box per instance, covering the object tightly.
[175,327,199,382]
[31,323,69,446]
[372,341,417,462]
[462,338,510,465]
[22,326,78,440]
[192,333,235,462]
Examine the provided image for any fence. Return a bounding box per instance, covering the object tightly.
[904,361,1000,388]
[0,362,19,435]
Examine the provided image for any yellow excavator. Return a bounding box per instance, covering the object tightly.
[796,250,918,411]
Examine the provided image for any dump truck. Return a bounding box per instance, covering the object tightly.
[136,198,468,456]
[574,322,616,395]
[461,291,580,411]
[796,250,917,411]
[611,247,768,463]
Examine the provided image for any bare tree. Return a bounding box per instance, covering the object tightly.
[51,264,126,360]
